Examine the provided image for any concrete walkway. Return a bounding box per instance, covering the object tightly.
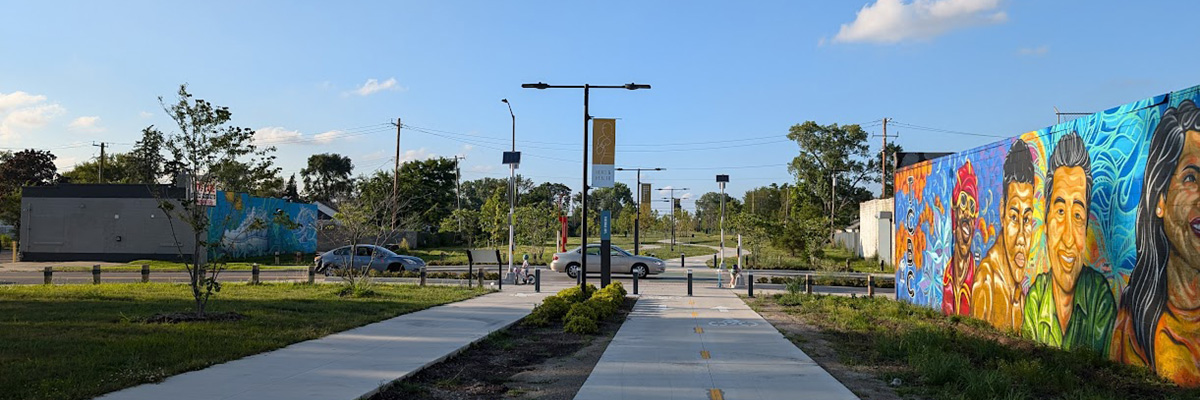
[575,283,858,400]
[98,287,549,400]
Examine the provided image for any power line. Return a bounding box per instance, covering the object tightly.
[889,121,1007,138]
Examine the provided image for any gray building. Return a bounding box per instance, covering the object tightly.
[19,184,197,262]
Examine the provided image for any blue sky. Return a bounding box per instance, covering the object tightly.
[2,0,1198,214]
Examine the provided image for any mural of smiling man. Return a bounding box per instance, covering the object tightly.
[1112,100,1200,385]
[972,140,1036,331]
[944,160,978,316]
[1022,132,1116,354]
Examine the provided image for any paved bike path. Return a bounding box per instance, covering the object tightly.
[97,287,549,400]
[574,284,858,400]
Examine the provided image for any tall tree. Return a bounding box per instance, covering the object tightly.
[882,142,904,197]
[282,174,300,202]
[695,191,742,232]
[300,153,354,204]
[127,126,169,184]
[521,182,571,208]
[460,177,507,210]
[0,149,59,230]
[787,121,877,235]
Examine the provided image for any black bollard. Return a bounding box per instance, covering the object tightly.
[141,264,150,283]
[43,266,52,285]
[252,263,260,285]
[681,253,686,269]
[868,275,875,297]
[687,269,693,296]
[307,265,315,284]
[748,272,755,298]
[92,264,101,285]
[420,267,427,287]
[535,269,541,293]
[713,254,717,268]
[632,270,639,295]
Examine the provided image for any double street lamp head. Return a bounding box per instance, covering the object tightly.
[520,82,650,90]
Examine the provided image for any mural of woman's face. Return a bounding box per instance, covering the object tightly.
[1160,130,1200,269]
[1004,182,1035,271]
[1048,166,1088,293]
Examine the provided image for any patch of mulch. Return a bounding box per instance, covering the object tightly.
[371,297,636,400]
[141,311,248,324]
[752,299,903,400]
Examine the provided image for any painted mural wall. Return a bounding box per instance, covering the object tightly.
[895,84,1200,386]
[207,191,318,259]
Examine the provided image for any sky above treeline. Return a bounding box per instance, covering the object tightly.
[3,0,1198,213]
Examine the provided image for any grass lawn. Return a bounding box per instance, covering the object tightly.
[0,282,488,400]
[749,293,1200,399]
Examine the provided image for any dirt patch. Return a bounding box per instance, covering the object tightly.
[141,311,247,324]
[754,300,902,400]
[371,297,636,400]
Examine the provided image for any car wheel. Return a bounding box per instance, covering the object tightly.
[566,263,580,279]
[387,263,404,273]
[631,264,648,279]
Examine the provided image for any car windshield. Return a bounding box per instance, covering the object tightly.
[611,247,630,256]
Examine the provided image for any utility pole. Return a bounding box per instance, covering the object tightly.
[391,118,402,229]
[93,142,106,183]
[881,117,890,197]
[453,155,466,233]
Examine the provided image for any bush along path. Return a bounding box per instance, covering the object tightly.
[374,282,634,400]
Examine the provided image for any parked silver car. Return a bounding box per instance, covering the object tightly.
[550,244,666,279]
[314,245,426,275]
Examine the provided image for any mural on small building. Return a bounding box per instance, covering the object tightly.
[207,191,318,259]
[895,85,1200,386]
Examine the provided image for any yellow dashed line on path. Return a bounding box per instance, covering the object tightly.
[689,300,695,305]
[695,327,704,334]
[692,311,698,317]
[700,350,711,359]
[709,388,724,400]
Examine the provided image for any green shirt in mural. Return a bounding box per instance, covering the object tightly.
[1021,267,1116,356]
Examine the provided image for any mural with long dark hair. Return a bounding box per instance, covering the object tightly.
[895,85,1200,386]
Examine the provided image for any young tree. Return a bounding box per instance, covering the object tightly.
[153,84,277,315]
[300,153,354,204]
[439,208,483,247]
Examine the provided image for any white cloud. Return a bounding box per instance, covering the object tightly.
[461,144,474,153]
[0,92,48,114]
[139,111,153,119]
[312,130,342,144]
[254,127,346,146]
[0,101,65,142]
[68,116,103,133]
[350,78,404,96]
[680,193,694,200]
[1018,45,1049,56]
[400,147,436,162]
[255,126,303,144]
[829,0,1006,44]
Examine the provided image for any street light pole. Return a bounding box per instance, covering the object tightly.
[522,82,650,290]
[502,99,516,276]
[660,186,689,251]
[716,174,729,271]
[616,167,662,255]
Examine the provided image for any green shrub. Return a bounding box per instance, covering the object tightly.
[0,234,11,249]
[563,315,599,334]
[556,284,597,303]
[606,281,627,297]
[585,297,616,320]
[565,301,600,322]
[524,295,572,327]
[786,279,805,294]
